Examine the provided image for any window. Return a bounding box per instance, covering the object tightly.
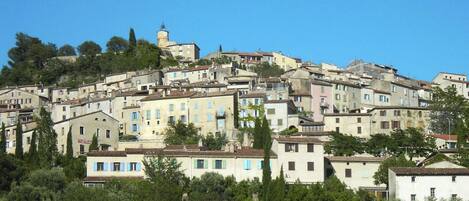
[129,162,137,171]
[285,143,298,152]
[307,162,314,171]
[62,106,66,111]
[61,127,65,136]
[394,110,401,116]
[80,126,84,135]
[392,85,396,92]
[335,118,340,123]
[131,112,138,120]
[345,169,352,177]
[430,188,435,197]
[169,104,174,112]
[294,96,302,102]
[336,127,340,133]
[277,119,283,126]
[155,109,161,119]
[418,111,422,117]
[452,175,456,182]
[288,161,295,171]
[357,118,361,123]
[80,145,85,154]
[207,114,213,122]
[391,121,401,129]
[207,101,212,109]
[452,194,458,199]
[364,94,370,100]
[307,144,314,152]
[113,162,121,171]
[254,98,260,105]
[96,128,100,137]
[168,116,175,124]
[380,121,390,129]
[97,162,104,171]
[146,110,151,120]
[267,108,275,115]
[357,127,362,134]
[411,176,416,182]
[243,160,252,170]
[379,110,386,116]
[132,124,138,132]
[407,111,412,117]
[180,115,187,123]
[335,94,340,100]
[196,159,205,169]
[181,103,186,110]
[214,160,223,169]
[411,194,416,201]
[106,130,111,138]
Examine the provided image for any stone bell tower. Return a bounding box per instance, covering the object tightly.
[157,23,169,48]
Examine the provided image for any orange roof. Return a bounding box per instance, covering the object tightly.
[431,134,458,141]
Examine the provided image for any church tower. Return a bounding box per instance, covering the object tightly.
[157,23,170,48]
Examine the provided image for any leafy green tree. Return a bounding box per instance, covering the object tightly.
[325,132,365,156]
[0,123,6,154]
[231,178,262,201]
[202,132,227,150]
[135,39,161,68]
[189,173,235,201]
[7,168,66,200]
[128,28,137,54]
[163,120,200,145]
[373,156,415,186]
[64,156,86,181]
[66,127,73,160]
[58,44,76,56]
[252,117,263,149]
[261,116,272,201]
[89,134,99,152]
[429,86,469,134]
[143,154,188,201]
[253,62,284,78]
[37,107,58,168]
[365,133,391,157]
[106,36,129,53]
[77,41,101,56]
[0,154,26,192]
[15,120,23,159]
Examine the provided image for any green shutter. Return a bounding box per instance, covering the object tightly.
[212,160,216,169]
[193,159,197,169]
[204,160,208,169]
[222,160,227,169]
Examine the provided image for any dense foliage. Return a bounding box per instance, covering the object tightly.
[252,62,285,78]
[373,156,416,186]
[163,120,200,145]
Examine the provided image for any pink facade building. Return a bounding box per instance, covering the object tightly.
[310,80,333,122]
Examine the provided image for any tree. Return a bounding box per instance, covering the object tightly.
[373,156,415,186]
[252,117,263,149]
[57,44,76,56]
[189,173,235,201]
[202,132,227,150]
[261,116,272,201]
[66,127,73,160]
[77,41,101,56]
[143,154,188,201]
[106,36,129,53]
[89,134,99,152]
[15,120,23,159]
[128,28,137,54]
[429,86,469,134]
[270,166,285,201]
[163,120,200,145]
[37,107,58,168]
[325,132,365,156]
[7,168,66,200]
[0,154,26,192]
[365,134,391,157]
[0,123,6,154]
[252,62,284,78]
[28,130,38,166]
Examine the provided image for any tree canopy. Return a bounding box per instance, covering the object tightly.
[163,120,200,145]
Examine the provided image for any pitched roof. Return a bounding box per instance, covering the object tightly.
[275,136,324,144]
[391,167,469,176]
[326,156,386,162]
[431,134,458,141]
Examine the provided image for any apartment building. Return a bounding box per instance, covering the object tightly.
[432,72,469,99]
[310,80,333,122]
[328,80,362,113]
[264,100,297,133]
[239,92,265,128]
[0,88,48,109]
[368,106,430,134]
[167,43,200,62]
[370,79,419,107]
[323,113,372,137]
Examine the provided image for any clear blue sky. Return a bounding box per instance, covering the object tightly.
[1,0,468,81]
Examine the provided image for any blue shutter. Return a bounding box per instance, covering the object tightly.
[247,160,251,170]
[136,163,142,171]
[128,163,132,171]
[243,160,248,170]
[93,162,97,171]
[110,163,114,171]
[120,162,125,172]
[257,160,262,170]
[103,162,108,171]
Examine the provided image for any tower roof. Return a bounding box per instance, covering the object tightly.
[160,22,166,31]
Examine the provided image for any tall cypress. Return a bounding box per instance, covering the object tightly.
[261,116,272,201]
[29,130,38,164]
[66,126,73,159]
[89,134,98,152]
[0,123,6,154]
[37,107,58,168]
[15,120,23,159]
[253,117,263,149]
[128,28,137,54]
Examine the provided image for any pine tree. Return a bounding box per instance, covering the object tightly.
[15,120,23,159]
[261,116,272,201]
[66,126,73,160]
[89,134,99,152]
[0,122,6,154]
[128,28,137,54]
[253,117,263,149]
[28,130,38,165]
[37,107,58,168]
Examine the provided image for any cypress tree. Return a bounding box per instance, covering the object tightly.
[261,116,272,201]
[128,28,137,54]
[37,107,58,168]
[253,117,263,149]
[89,134,99,152]
[0,123,6,154]
[270,166,286,201]
[15,120,23,159]
[28,130,38,164]
[66,126,73,160]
